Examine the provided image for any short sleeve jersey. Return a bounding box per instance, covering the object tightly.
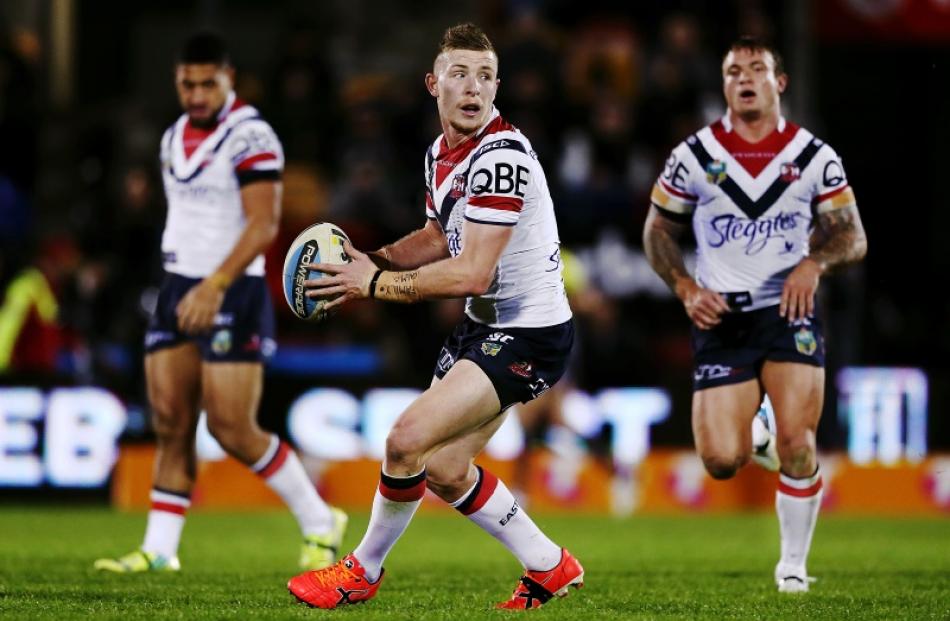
[424,108,571,328]
[159,92,284,278]
[651,116,857,311]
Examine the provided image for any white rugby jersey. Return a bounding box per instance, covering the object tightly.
[425,108,572,328]
[651,116,857,312]
[159,92,283,278]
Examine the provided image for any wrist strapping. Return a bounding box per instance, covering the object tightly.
[208,272,233,291]
[368,269,383,299]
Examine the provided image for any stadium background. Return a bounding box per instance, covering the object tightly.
[0,0,948,515]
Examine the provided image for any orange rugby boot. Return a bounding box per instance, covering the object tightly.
[495,548,584,610]
[287,553,382,609]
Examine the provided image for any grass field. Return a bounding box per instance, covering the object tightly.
[0,507,947,620]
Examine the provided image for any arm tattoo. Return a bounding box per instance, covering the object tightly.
[376,270,421,303]
[809,205,868,272]
[643,211,691,294]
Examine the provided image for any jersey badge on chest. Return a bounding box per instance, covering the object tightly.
[450,174,467,198]
[705,160,727,185]
[780,162,801,183]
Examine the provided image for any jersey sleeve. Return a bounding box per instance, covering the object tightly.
[650,140,699,222]
[464,138,533,226]
[809,143,857,214]
[228,119,284,186]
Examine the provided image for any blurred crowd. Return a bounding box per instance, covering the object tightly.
[1,1,869,449]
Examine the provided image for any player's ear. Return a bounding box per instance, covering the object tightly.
[776,72,788,94]
[425,72,439,97]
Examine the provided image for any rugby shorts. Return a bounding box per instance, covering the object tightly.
[144,272,276,363]
[433,316,574,410]
[691,304,824,391]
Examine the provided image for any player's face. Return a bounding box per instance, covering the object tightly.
[722,48,786,120]
[175,63,233,128]
[427,49,499,139]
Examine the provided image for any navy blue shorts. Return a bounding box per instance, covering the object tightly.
[691,304,824,391]
[433,316,574,411]
[144,272,276,363]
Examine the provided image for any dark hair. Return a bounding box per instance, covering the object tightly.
[726,35,784,75]
[437,23,495,56]
[178,31,230,66]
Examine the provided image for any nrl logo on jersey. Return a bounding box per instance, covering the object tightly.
[705,160,727,185]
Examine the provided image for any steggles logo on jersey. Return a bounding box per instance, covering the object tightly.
[780,162,801,182]
[794,328,818,356]
[705,160,727,185]
[707,211,809,255]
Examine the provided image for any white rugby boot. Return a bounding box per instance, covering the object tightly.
[751,399,780,472]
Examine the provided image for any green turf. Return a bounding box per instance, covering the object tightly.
[0,507,947,620]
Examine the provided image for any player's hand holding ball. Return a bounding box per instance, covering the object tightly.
[282,222,378,321]
[283,222,356,321]
[304,239,378,312]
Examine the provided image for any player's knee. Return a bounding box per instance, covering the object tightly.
[702,454,743,480]
[385,427,427,471]
[778,435,816,476]
[150,401,191,444]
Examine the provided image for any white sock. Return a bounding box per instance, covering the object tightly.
[252,435,332,536]
[776,468,823,573]
[352,467,426,582]
[453,466,562,571]
[142,488,190,559]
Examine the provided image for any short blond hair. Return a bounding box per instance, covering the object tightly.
[437,23,495,57]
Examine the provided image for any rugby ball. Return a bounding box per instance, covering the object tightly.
[282,222,351,321]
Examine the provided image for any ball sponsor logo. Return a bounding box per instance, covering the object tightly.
[294,241,318,317]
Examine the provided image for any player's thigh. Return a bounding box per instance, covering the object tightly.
[145,342,202,430]
[389,359,501,461]
[692,378,762,459]
[427,409,509,485]
[201,362,264,427]
[760,360,824,441]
